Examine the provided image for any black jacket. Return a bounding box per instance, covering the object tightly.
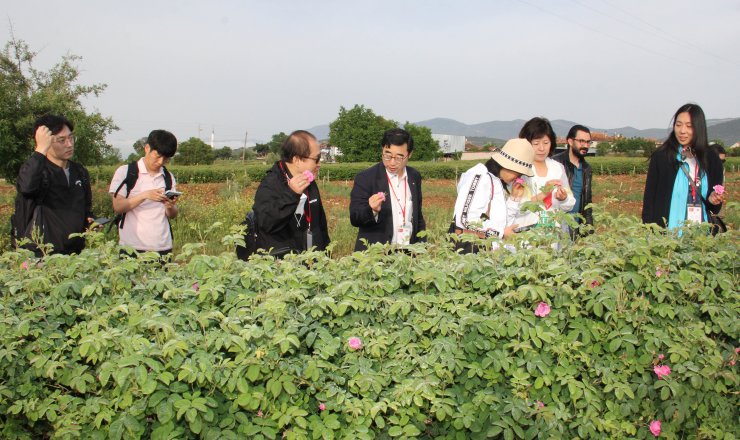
[552,151,593,228]
[252,161,330,256]
[12,152,93,255]
[642,147,723,227]
[349,163,426,251]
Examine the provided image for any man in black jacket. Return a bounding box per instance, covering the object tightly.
[252,130,329,257]
[11,114,94,256]
[552,124,593,237]
[349,128,426,251]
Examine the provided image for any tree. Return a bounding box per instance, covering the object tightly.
[214,146,233,160]
[0,36,118,181]
[612,137,656,157]
[132,137,147,156]
[328,105,397,162]
[595,142,611,156]
[402,122,442,160]
[176,137,215,165]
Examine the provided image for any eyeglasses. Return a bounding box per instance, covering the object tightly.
[381,153,408,163]
[574,139,592,145]
[304,155,321,164]
[54,134,75,144]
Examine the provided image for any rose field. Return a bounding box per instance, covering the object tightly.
[0,159,738,439]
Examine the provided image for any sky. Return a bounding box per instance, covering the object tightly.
[3,0,739,155]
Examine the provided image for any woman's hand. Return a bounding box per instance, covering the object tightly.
[707,190,725,205]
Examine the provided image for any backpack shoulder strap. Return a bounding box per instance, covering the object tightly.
[113,162,140,198]
[162,166,172,191]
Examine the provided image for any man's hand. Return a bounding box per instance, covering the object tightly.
[34,126,53,155]
[368,193,384,213]
[140,189,168,203]
[288,174,310,195]
[503,223,519,239]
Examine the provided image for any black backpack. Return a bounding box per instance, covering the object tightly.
[111,162,172,230]
[235,211,258,260]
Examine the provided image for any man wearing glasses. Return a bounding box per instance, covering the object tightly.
[11,114,94,256]
[349,128,426,251]
[252,130,330,257]
[553,124,593,237]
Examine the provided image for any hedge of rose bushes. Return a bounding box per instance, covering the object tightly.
[0,216,737,439]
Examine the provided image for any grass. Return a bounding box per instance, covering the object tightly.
[1,172,737,257]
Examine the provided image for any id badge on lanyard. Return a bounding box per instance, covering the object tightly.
[686,204,702,223]
[684,161,702,224]
[397,222,412,245]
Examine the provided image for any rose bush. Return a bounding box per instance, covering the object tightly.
[0,215,737,439]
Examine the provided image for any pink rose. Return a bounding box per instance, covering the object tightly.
[192,282,199,291]
[303,170,315,183]
[734,347,739,354]
[376,192,386,202]
[713,184,724,195]
[534,302,551,318]
[590,280,600,288]
[649,420,661,437]
[655,269,663,278]
[730,360,736,366]
[21,261,29,270]
[348,337,363,350]
[536,401,544,409]
[257,410,263,418]
[319,403,326,411]
[654,365,671,380]
[658,354,665,361]
[514,177,525,185]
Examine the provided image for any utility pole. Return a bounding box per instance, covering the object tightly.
[242,130,248,161]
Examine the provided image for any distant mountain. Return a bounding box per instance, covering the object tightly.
[706,118,740,145]
[309,117,740,146]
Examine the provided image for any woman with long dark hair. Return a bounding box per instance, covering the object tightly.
[642,103,725,230]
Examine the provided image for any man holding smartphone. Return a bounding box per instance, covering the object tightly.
[109,130,179,257]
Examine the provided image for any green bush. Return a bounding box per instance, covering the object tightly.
[1,214,738,439]
[87,157,740,184]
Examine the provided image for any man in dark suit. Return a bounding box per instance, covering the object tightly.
[349,128,426,251]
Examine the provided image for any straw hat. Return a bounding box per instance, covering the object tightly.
[491,138,535,176]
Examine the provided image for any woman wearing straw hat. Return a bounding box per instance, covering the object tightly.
[452,138,535,251]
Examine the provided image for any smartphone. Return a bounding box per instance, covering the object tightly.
[164,190,182,199]
[513,225,534,233]
[93,217,111,225]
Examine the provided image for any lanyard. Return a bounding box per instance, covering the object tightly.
[681,158,700,201]
[387,174,407,223]
[279,161,312,227]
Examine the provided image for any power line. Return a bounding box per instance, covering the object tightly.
[584,0,738,67]
[514,0,706,70]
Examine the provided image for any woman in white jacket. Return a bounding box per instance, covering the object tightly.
[452,138,535,248]
[511,117,575,229]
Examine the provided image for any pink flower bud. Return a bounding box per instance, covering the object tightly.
[713,184,724,195]
[653,365,671,380]
[735,347,739,354]
[257,410,263,418]
[192,282,199,291]
[658,354,665,361]
[303,170,315,183]
[536,401,545,409]
[655,269,663,278]
[534,302,551,318]
[590,280,600,288]
[348,337,363,350]
[21,261,29,270]
[319,403,326,411]
[649,420,661,437]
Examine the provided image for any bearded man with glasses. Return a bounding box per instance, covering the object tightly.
[349,128,426,251]
[553,124,594,238]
